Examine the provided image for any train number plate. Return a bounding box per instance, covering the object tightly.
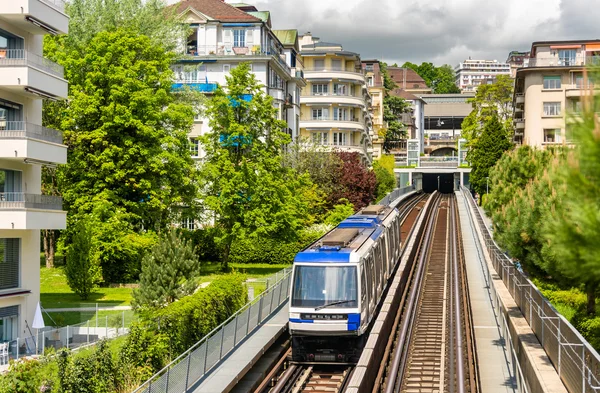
[300,314,348,320]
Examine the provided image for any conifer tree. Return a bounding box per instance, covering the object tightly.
[132,230,200,309]
[65,218,101,300]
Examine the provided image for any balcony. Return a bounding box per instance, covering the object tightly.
[303,68,365,84]
[300,117,366,132]
[515,93,525,104]
[172,80,218,93]
[0,0,68,35]
[301,93,366,107]
[185,45,290,74]
[0,49,67,98]
[524,56,600,68]
[0,122,66,164]
[515,119,525,129]
[0,193,66,230]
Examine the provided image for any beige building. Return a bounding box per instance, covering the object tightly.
[362,60,385,159]
[298,33,372,164]
[455,59,511,93]
[0,0,68,351]
[513,39,600,146]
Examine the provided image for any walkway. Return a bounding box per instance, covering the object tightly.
[456,191,516,393]
[189,304,288,393]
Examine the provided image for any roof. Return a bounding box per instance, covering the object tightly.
[273,29,298,46]
[247,10,269,22]
[171,0,261,22]
[390,89,422,101]
[387,67,429,89]
[530,39,600,55]
[301,41,343,50]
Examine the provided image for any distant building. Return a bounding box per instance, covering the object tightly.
[298,33,372,165]
[513,39,600,146]
[387,67,432,95]
[169,0,304,159]
[454,59,511,92]
[506,51,530,78]
[362,60,385,159]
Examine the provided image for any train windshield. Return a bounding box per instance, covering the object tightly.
[291,265,358,308]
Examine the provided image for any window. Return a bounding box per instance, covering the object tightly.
[0,98,23,129]
[365,64,374,72]
[333,83,347,95]
[0,169,22,194]
[312,132,328,144]
[291,265,358,308]
[233,29,245,47]
[0,306,18,343]
[543,128,561,143]
[558,49,576,66]
[0,239,20,290]
[312,83,328,95]
[543,102,561,116]
[333,132,347,145]
[223,64,230,72]
[333,108,348,121]
[189,138,199,157]
[312,108,328,120]
[180,218,195,230]
[331,59,342,71]
[313,59,325,70]
[543,76,561,89]
[571,100,582,113]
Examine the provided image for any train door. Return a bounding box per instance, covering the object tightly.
[374,243,383,298]
[366,255,376,316]
[360,264,368,326]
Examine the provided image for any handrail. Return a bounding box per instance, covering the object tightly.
[0,122,63,144]
[0,49,64,78]
[38,0,66,12]
[460,186,600,393]
[0,193,63,210]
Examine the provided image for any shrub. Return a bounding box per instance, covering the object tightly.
[577,317,600,351]
[179,226,222,262]
[0,359,48,393]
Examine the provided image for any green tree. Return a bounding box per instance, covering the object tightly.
[65,218,101,300]
[383,95,411,152]
[201,63,312,269]
[468,116,512,197]
[543,72,600,314]
[323,199,355,226]
[132,230,200,309]
[461,75,514,143]
[401,62,460,93]
[373,158,396,200]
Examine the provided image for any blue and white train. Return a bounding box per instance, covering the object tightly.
[288,203,403,363]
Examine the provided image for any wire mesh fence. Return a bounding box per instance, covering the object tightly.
[134,267,292,393]
[461,187,600,393]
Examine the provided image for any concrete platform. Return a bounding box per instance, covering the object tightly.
[456,191,517,393]
[189,304,289,393]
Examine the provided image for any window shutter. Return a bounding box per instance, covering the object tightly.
[0,238,20,290]
[223,29,232,45]
[246,29,254,46]
[323,108,329,119]
[0,306,18,319]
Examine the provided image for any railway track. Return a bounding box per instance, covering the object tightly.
[379,194,477,393]
[254,192,428,393]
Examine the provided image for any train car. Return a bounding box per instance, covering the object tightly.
[288,204,403,363]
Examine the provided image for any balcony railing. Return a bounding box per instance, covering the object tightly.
[185,45,290,73]
[38,0,66,12]
[0,49,64,78]
[301,117,364,123]
[172,80,218,93]
[304,67,361,73]
[0,122,63,144]
[524,56,600,68]
[0,193,63,210]
[419,156,459,168]
[302,92,364,99]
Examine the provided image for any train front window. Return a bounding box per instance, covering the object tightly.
[291,265,358,308]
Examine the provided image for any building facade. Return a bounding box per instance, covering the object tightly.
[0,0,68,351]
[506,51,530,78]
[513,40,600,146]
[171,0,304,159]
[298,33,372,165]
[362,60,385,159]
[387,67,432,95]
[455,59,511,92]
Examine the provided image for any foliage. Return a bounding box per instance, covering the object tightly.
[401,62,461,93]
[65,218,102,300]
[467,116,512,196]
[461,75,514,143]
[382,95,411,151]
[132,230,201,310]
[379,61,397,91]
[323,199,356,226]
[200,63,312,268]
[57,341,118,393]
[543,69,600,314]
[373,159,396,201]
[179,226,222,262]
[328,152,377,210]
[0,358,54,393]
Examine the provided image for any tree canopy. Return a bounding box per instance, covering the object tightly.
[200,63,313,268]
[401,62,461,94]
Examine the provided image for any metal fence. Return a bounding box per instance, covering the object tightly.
[134,268,292,393]
[0,122,64,144]
[0,49,64,78]
[3,311,129,363]
[0,193,63,210]
[461,187,600,393]
[378,185,415,206]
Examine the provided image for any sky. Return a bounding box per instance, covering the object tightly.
[231,0,600,67]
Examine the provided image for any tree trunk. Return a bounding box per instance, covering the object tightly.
[43,230,56,269]
[221,243,230,272]
[585,282,596,316]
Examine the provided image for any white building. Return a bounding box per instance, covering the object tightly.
[0,0,68,353]
[454,59,511,93]
[170,0,305,159]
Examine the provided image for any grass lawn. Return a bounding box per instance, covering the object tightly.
[43,309,137,327]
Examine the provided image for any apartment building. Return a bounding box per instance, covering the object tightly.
[506,51,530,78]
[513,39,600,146]
[170,0,304,159]
[0,0,68,352]
[388,67,432,95]
[298,33,373,165]
[362,60,385,159]
[455,59,511,92]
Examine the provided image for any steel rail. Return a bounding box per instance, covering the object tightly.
[451,195,466,393]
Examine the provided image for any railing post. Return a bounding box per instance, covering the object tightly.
[246,305,251,335]
[87,319,90,345]
[106,316,108,338]
[203,338,209,374]
[66,325,69,349]
[165,367,170,393]
[233,315,238,346]
[258,296,264,323]
[185,354,192,390]
[42,331,45,356]
[558,318,561,375]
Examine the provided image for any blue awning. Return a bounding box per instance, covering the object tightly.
[222,23,255,27]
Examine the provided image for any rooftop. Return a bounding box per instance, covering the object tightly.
[273,29,298,47]
[171,0,261,22]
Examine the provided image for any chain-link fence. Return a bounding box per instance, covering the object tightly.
[461,187,600,393]
[134,268,292,393]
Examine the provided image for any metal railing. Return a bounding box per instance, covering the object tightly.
[0,49,64,78]
[525,56,600,68]
[0,122,63,144]
[0,193,63,210]
[38,0,66,12]
[461,187,600,393]
[377,185,415,206]
[186,45,290,73]
[419,156,459,168]
[134,268,292,393]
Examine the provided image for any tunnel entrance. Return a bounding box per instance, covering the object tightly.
[422,173,455,193]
